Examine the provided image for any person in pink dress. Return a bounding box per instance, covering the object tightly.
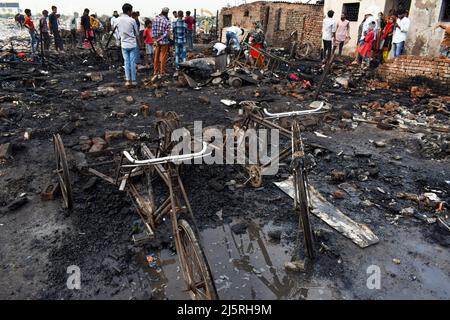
[333,13,350,56]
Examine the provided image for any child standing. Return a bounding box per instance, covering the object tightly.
[143,19,153,69]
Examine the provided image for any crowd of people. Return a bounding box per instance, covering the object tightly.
[322,8,449,67]
[107,5,196,85]
[20,3,197,87]
[19,3,449,87]
[321,8,413,66]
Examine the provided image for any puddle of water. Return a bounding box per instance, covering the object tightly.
[136,219,341,300]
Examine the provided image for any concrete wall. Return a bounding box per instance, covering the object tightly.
[219,1,324,50]
[406,0,445,58]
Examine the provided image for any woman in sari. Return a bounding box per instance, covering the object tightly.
[380,16,395,63]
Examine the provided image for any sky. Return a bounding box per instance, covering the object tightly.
[17,0,271,17]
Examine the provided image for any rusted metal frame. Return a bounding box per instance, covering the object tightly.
[153,197,172,225]
[248,113,292,138]
[177,173,204,243]
[168,168,192,288]
[259,146,292,173]
[177,175,194,219]
[85,146,127,158]
[88,167,117,185]
[87,160,116,167]
[140,144,170,186]
[127,183,155,235]
[114,153,125,184]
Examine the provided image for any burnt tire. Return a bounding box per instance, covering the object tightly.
[177,219,218,300]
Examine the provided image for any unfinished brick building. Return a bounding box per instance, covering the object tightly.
[218,1,324,50]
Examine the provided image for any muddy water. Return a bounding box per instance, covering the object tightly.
[137,220,342,300]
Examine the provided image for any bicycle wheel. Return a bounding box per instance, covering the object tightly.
[177,219,218,300]
[53,134,73,209]
[297,41,313,59]
[294,167,314,259]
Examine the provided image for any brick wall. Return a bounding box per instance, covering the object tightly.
[267,2,323,49]
[219,1,323,51]
[377,56,450,95]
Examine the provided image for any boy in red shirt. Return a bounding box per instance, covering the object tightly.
[143,19,153,69]
[184,11,195,51]
[24,9,40,54]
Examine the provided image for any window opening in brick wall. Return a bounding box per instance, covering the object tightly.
[440,0,450,22]
[223,14,232,27]
[275,8,282,31]
[244,10,249,17]
[343,3,360,22]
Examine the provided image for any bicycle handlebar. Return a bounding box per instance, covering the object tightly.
[263,102,324,119]
[122,142,211,166]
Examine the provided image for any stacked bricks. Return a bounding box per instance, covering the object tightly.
[377,55,450,95]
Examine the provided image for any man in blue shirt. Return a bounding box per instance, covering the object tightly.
[172,10,188,70]
[49,6,64,51]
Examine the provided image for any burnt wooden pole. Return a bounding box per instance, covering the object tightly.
[193,9,197,43]
[216,10,219,40]
[39,22,45,66]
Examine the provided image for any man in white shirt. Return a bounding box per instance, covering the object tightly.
[116,3,142,86]
[392,10,410,57]
[226,25,244,51]
[322,10,336,62]
[110,11,120,46]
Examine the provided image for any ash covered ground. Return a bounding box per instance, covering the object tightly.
[0,24,449,300]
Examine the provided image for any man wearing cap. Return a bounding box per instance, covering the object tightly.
[152,7,172,77]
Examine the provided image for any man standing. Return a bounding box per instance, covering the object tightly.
[392,10,410,58]
[171,11,178,24]
[333,13,350,56]
[70,12,79,48]
[226,25,243,51]
[24,9,39,54]
[184,11,195,51]
[49,6,64,52]
[173,11,188,71]
[152,7,172,78]
[132,12,142,67]
[39,10,51,51]
[111,11,121,46]
[322,10,336,62]
[116,3,141,87]
[81,8,94,49]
